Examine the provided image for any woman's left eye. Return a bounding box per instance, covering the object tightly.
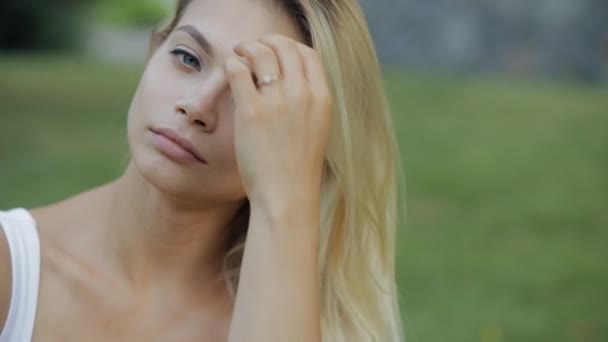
[170,48,201,71]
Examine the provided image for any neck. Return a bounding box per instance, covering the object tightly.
[101,163,246,291]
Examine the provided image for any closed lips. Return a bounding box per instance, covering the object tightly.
[150,127,206,163]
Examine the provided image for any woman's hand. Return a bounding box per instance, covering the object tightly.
[224,35,332,217]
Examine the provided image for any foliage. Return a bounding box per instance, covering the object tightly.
[0,0,97,50]
[94,0,172,27]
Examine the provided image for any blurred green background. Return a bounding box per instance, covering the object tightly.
[1,0,607,341]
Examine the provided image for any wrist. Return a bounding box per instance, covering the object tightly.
[250,181,320,213]
[252,196,319,223]
[249,193,321,231]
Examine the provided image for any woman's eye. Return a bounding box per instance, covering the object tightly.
[170,48,201,71]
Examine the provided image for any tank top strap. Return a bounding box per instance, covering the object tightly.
[0,208,41,342]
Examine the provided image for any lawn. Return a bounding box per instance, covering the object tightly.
[1,55,607,341]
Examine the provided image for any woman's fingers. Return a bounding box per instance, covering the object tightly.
[224,56,258,115]
[233,41,281,89]
[297,44,332,113]
[259,35,305,84]
[226,35,331,122]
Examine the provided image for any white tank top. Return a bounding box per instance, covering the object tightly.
[0,208,40,342]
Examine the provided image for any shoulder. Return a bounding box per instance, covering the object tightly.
[0,222,12,333]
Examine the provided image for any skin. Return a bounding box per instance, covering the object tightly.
[0,0,331,341]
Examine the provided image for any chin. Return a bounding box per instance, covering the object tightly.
[128,142,201,198]
[128,144,244,206]
[143,161,202,200]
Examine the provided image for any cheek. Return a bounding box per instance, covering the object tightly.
[127,61,176,137]
[130,52,178,110]
[216,112,238,170]
[213,106,244,196]
[126,86,144,149]
[132,71,173,116]
[219,99,238,164]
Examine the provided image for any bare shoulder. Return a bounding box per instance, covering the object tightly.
[29,184,109,238]
[0,223,12,333]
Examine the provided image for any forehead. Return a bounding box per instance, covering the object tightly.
[176,0,303,55]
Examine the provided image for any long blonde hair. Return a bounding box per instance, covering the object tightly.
[154,1,404,341]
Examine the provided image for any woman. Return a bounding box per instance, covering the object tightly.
[0,0,403,341]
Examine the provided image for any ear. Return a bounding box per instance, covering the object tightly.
[147,30,165,61]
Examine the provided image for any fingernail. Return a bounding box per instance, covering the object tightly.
[233,40,241,48]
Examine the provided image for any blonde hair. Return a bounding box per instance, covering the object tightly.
[154,1,404,341]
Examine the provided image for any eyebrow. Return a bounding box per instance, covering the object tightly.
[176,25,214,57]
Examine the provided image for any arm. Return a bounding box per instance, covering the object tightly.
[0,224,12,333]
[228,201,321,342]
[224,34,332,342]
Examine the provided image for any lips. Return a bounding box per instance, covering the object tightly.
[149,127,207,164]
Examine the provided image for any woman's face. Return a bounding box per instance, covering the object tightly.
[127,0,303,205]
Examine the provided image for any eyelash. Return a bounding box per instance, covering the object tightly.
[170,48,202,71]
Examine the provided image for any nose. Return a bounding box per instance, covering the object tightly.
[175,73,227,132]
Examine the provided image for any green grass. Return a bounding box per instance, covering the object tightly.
[1,55,607,341]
